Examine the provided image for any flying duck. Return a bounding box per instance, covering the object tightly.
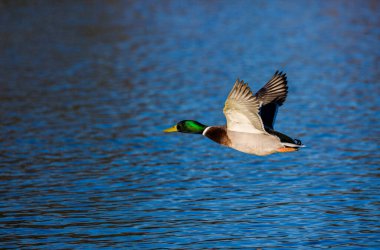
[164,71,304,156]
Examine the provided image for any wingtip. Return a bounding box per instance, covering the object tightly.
[274,70,287,76]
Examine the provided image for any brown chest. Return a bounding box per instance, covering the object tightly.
[203,126,231,146]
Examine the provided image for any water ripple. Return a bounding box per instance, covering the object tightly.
[1,1,380,249]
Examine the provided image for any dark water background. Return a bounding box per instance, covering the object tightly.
[1,1,379,249]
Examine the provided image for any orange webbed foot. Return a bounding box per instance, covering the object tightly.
[277,147,298,153]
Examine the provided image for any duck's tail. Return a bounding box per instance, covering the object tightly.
[281,139,305,150]
[277,139,305,153]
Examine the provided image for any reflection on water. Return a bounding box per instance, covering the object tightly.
[1,1,379,249]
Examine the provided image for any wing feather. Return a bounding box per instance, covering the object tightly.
[255,71,288,129]
[255,71,288,106]
[223,79,266,134]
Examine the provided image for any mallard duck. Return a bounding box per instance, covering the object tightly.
[164,71,304,156]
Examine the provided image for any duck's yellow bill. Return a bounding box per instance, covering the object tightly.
[163,125,178,133]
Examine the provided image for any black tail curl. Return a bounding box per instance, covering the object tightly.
[293,138,303,146]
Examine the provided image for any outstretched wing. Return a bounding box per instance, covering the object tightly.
[255,71,288,129]
[223,79,266,134]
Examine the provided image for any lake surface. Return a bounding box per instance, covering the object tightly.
[1,1,379,249]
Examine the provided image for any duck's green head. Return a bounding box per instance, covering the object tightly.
[164,120,207,134]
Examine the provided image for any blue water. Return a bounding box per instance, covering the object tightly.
[1,1,379,249]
